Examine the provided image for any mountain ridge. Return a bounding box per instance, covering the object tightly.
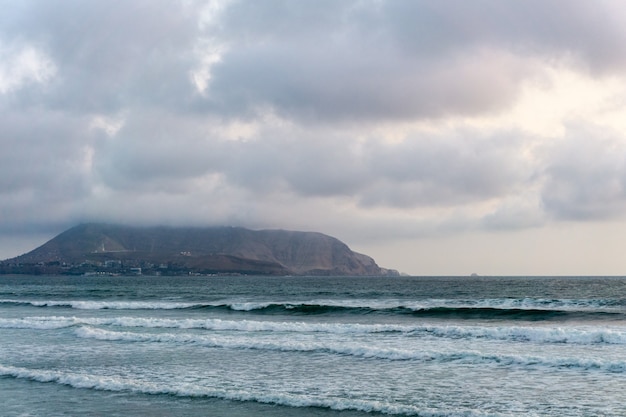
[1,223,398,276]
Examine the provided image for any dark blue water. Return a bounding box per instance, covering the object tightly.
[1,275,626,416]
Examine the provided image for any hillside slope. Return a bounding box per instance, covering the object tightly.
[5,224,395,276]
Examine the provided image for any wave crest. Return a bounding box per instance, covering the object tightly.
[72,326,626,370]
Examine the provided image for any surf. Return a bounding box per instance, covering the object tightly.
[4,298,624,322]
[0,364,430,416]
[69,326,626,371]
[4,314,626,344]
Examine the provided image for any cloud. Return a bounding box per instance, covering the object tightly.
[541,125,626,220]
[0,41,56,94]
[376,0,626,73]
[195,0,626,122]
[2,0,626,273]
[0,109,92,195]
[0,0,202,112]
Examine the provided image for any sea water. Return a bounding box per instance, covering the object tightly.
[1,275,625,417]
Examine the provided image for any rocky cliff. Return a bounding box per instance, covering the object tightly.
[4,223,396,276]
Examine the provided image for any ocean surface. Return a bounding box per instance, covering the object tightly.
[1,275,626,417]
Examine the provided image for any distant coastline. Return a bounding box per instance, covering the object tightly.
[0,223,399,277]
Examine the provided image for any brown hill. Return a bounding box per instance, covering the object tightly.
[5,223,396,276]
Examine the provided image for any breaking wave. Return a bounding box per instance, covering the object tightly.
[2,316,626,345]
[2,297,625,320]
[71,326,626,371]
[0,364,447,416]
[0,299,202,310]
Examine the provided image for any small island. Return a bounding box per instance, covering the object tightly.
[0,223,399,277]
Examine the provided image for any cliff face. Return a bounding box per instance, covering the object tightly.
[7,223,394,276]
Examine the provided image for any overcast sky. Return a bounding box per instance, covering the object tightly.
[3,0,626,275]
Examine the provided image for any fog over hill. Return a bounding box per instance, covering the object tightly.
[3,224,398,276]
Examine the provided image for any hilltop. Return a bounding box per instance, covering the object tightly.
[1,224,398,276]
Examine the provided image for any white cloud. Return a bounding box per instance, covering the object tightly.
[0,41,56,93]
[89,114,126,137]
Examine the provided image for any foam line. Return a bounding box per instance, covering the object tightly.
[3,316,626,345]
[73,327,626,371]
[0,364,436,416]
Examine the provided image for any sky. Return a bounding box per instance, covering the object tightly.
[2,0,626,275]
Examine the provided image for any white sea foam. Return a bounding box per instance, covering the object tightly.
[3,276,626,417]
[402,297,625,312]
[72,326,626,371]
[0,317,79,330]
[73,325,448,361]
[4,316,626,345]
[0,316,410,333]
[228,302,275,311]
[0,299,204,310]
[421,324,626,345]
[0,364,467,416]
[2,297,622,312]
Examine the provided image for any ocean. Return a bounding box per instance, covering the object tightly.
[1,275,625,417]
